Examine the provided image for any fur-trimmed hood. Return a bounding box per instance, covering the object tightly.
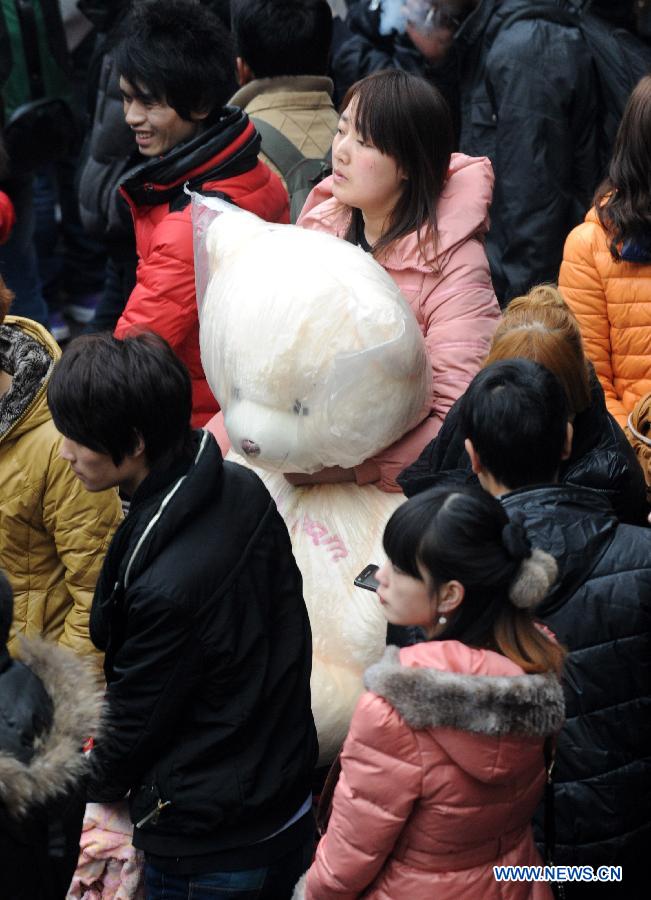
[0,316,59,444]
[0,638,103,818]
[365,643,564,784]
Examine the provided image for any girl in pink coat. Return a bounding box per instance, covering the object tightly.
[294,69,500,492]
[293,487,565,900]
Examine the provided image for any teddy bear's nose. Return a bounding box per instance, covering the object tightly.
[241,439,260,456]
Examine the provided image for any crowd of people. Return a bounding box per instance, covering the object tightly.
[0,2,650,899]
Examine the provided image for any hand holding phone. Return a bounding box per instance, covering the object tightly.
[354,564,380,592]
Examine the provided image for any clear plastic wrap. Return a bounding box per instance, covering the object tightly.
[193,196,430,762]
[194,196,432,474]
[226,454,403,763]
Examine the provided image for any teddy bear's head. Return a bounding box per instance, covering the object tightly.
[199,209,431,472]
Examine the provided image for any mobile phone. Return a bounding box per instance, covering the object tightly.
[354,563,380,592]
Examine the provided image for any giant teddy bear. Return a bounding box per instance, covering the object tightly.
[195,201,431,762]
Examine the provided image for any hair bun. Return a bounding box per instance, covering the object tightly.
[501,514,532,562]
[509,549,558,609]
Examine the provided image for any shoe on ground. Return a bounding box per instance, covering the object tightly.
[64,291,101,324]
[49,311,71,343]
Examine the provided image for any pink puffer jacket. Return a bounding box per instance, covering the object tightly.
[297,154,500,491]
[294,641,564,900]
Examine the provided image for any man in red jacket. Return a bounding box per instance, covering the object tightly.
[113,0,289,426]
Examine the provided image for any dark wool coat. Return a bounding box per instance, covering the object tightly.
[87,431,318,860]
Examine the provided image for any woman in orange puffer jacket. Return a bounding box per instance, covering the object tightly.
[559,75,651,429]
[293,487,565,900]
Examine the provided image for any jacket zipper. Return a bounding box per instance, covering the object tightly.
[135,798,171,829]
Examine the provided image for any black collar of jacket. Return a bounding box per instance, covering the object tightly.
[501,483,619,615]
[120,106,261,208]
[91,430,221,650]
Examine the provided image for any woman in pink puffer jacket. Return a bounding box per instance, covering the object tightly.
[295,69,500,492]
[293,487,565,900]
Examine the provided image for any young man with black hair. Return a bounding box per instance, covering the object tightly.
[459,358,651,897]
[48,332,318,899]
[113,0,289,428]
[229,0,339,192]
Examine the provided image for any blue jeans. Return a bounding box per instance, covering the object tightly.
[144,839,313,900]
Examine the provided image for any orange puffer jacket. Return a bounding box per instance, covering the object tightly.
[559,208,651,428]
[294,641,564,900]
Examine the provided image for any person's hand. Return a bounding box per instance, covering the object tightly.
[284,466,356,486]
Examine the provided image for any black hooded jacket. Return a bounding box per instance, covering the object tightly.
[454,0,599,302]
[500,485,651,872]
[86,430,318,860]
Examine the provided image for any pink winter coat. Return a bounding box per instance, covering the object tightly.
[297,154,500,491]
[294,641,564,900]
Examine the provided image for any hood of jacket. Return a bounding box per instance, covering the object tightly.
[501,484,619,616]
[0,638,103,818]
[120,106,261,208]
[0,316,59,445]
[365,642,564,784]
[298,152,493,272]
[455,0,567,58]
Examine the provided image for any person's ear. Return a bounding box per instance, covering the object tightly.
[437,580,465,615]
[130,432,147,460]
[561,421,573,461]
[464,437,483,475]
[236,56,254,87]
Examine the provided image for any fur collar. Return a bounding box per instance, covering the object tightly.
[0,324,52,439]
[364,646,564,737]
[0,639,103,817]
[292,873,308,900]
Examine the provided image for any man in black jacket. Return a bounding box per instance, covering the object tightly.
[458,358,651,897]
[337,1,599,303]
[47,333,318,900]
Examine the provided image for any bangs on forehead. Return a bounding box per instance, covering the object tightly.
[345,79,396,157]
[382,500,431,579]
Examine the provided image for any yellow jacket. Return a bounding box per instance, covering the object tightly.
[0,316,122,667]
[230,75,339,185]
[559,208,651,427]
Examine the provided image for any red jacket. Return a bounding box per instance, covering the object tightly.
[115,111,289,426]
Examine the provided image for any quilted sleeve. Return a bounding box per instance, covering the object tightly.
[356,238,500,491]
[559,224,627,426]
[114,214,197,350]
[42,438,122,670]
[304,692,422,899]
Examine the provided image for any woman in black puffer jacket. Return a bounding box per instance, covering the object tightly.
[0,571,103,900]
[398,285,649,526]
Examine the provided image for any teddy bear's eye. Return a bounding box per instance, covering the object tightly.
[293,400,309,416]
